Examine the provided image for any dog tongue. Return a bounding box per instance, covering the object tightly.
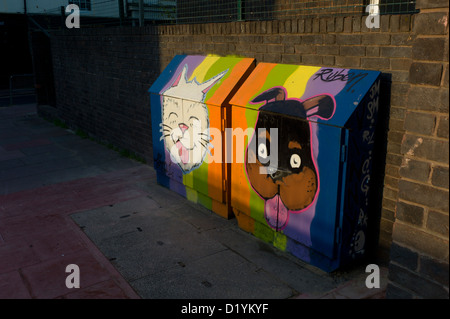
[176,141,189,164]
[265,195,289,230]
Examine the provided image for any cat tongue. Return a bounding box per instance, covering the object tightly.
[265,195,289,230]
[176,141,189,164]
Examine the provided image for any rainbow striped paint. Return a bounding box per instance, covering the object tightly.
[229,63,381,271]
[149,55,255,218]
[150,56,381,271]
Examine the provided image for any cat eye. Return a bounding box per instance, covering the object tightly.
[290,154,301,169]
[189,116,200,127]
[168,112,178,119]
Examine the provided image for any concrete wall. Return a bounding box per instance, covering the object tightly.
[42,1,449,298]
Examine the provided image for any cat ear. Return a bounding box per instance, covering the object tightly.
[303,94,335,119]
[171,64,189,87]
[198,69,228,95]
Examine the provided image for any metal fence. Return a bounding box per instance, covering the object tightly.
[26,0,417,30]
[2,74,36,106]
[177,0,417,24]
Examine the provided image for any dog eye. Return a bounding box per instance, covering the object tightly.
[290,154,301,168]
[258,143,268,159]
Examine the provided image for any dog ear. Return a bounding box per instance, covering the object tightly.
[302,95,335,119]
[251,87,285,104]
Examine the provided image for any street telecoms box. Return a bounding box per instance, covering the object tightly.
[150,57,381,271]
[228,63,381,271]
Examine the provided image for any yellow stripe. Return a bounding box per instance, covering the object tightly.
[283,65,321,99]
[183,170,194,188]
[188,56,221,83]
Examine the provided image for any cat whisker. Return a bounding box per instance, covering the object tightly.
[200,138,212,144]
[160,134,170,141]
[198,140,208,149]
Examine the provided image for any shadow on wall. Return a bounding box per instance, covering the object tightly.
[30,31,56,107]
[366,72,392,266]
[36,26,161,164]
[0,14,33,90]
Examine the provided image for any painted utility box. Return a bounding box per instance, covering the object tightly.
[228,63,381,272]
[149,55,255,218]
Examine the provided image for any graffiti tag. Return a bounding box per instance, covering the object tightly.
[313,69,368,93]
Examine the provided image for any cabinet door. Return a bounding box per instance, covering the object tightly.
[282,122,346,259]
[154,95,225,203]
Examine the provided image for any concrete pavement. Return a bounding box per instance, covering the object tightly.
[0,103,387,299]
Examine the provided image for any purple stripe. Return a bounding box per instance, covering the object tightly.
[160,56,206,94]
[301,68,349,100]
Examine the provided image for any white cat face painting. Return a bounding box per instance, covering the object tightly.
[160,65,227,173]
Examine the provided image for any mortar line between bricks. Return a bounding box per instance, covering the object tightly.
[401,133,449,141]
[403,109,449,116]
[414,34,450,39]
[418,8,449,13]
[398,175,450,191]
[388,260,447,287]
[384,279,417,298]
[400,154,450,165]
[393,220,450,241]
[397,198,449,213]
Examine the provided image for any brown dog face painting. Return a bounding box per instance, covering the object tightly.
[245,87,336,231]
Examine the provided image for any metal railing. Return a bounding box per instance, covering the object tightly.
[176,0,418,24]
[25,0,417,29]
[9,74,36,106]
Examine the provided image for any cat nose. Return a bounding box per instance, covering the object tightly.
[179,123,188,133]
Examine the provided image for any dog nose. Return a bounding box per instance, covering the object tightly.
[267,166,277,175]
[179,123,188,133]
[269,168,289,182]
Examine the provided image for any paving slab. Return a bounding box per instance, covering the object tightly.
[130,250,295,299]
[0,104,387,300]
[71,194,384,299]
[0,271,32,299]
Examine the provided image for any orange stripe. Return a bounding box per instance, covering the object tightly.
[206,58,255,207]
[206,58,255,107]
[230,64,276,216]
[229,63,277,107]
[206,104,223,203]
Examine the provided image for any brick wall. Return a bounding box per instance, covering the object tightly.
[386,0,449,299]
[48,27,161,162]
[44,6,448,298]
